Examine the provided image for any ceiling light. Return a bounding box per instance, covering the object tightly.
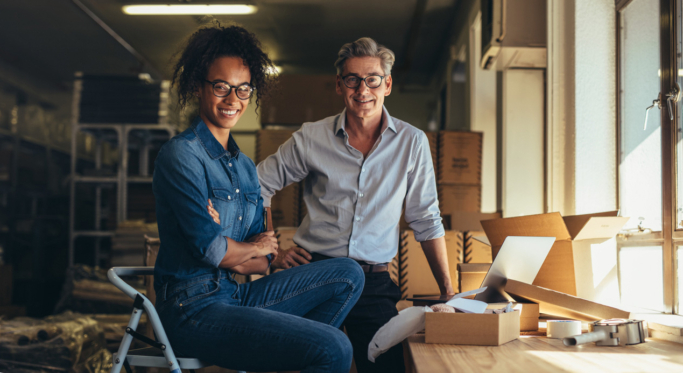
[122,4,257,15]
[266,66,281,75]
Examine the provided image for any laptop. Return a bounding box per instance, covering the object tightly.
[407,236,555,304]
[474,236,556,303]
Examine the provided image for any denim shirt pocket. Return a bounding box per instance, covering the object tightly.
[212,187,236,232]
[243,191,259,233]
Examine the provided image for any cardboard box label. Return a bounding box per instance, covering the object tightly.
[437,131,482,185]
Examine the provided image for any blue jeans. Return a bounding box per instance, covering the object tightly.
[156,258,365,372]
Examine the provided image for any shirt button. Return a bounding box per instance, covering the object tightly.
[236,189,240,193]
[238,216,242,221]
[355,217,360,222]
[362,168,366,173]
[359,193,364,197]
[228,196,231,200]
[228,163,232,167]
[351,241,356,246]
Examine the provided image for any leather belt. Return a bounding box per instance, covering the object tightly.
[311,252,388,273]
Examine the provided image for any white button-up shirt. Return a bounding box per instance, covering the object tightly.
[257,107,444,264]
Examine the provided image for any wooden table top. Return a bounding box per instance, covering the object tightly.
[405,334,683,373]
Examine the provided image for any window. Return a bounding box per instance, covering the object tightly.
[617,0,679,313]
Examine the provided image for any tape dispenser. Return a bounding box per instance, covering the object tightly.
[563,319,647,347]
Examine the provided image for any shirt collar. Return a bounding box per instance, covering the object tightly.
[192,116,241,160]
[335,106,397,136]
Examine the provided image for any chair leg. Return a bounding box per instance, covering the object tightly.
[122,359,132,373]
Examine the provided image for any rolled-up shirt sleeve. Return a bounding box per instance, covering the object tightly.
[257,128,310,207]
[404,132,445,242]
[154,141,226,267]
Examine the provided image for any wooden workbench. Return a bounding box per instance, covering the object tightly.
[404,334,683,372]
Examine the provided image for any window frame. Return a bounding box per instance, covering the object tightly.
[615,0,678,314]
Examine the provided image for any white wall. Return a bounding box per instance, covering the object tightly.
[548,0,619,305]
[469,13,498,213]
[547,0,617,215]
[574,0,617,214]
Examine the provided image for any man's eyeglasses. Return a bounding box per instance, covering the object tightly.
[204,80,254,100]
[340,75,385,89]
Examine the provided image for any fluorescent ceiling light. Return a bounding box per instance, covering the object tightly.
[122,4,257,15]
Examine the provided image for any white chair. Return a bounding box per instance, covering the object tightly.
[108,267,245,373]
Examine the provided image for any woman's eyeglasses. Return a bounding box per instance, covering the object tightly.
[204,80,254,100]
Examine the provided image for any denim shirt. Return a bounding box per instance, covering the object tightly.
[153,117,264,294]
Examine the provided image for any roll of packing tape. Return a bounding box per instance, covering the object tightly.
[547,320,582,339]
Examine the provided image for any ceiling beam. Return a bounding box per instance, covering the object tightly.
[71,0,162,79]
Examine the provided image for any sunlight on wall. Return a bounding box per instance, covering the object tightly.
[619,246,664,312]
[619,127,662,231]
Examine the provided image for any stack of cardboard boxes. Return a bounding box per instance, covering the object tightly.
[395,131,492,298]
[255,129,301,229]
[437,131,483,214]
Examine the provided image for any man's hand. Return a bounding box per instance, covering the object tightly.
[246,231,279,259]
[272,245,312,269]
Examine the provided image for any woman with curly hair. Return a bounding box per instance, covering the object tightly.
[152,24,364,372]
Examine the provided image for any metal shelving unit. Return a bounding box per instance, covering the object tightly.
[68,74,174,267]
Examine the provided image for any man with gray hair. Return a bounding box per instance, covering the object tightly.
[257,37,453,372]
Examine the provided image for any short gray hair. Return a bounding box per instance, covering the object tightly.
[334,37,396,76]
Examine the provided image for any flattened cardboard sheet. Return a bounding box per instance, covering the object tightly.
[505,279,631,321]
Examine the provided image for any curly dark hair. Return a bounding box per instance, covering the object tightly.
[172,23,276,111]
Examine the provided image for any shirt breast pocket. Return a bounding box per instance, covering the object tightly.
[243,191,259,232]
[211,187,236,232]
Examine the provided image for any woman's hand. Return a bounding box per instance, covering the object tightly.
[207,199,220,225]
[247,231,278,259]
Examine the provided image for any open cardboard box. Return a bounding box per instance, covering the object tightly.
[480,211,629,296]
[487,302,539,331]
[425,310,520,346]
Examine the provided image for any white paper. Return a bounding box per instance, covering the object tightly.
[448,286,487,301]
[368,306,433,362]
[445,298,488,313]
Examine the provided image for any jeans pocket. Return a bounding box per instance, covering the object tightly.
[176,279,221,307]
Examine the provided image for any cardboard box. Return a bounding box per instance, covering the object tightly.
[458,263,490,294]
[0,305,26,319]
[260,75,345,125]
[390,251,400,287]
[425,131,438,174]
[463,231,492,263]
[275,227,298,251]
[505,279,631,321]
[425,310,520,345]
[481,211,629,296]
[398,230,463,298]
[437,131,482,185]
[438,184,481,214]
[443,212,501,231]
[270,183,300,228]
[487,303,540,331]
[0,265,12,305]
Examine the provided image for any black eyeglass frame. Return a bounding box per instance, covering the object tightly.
[340,74,386,89]
[204,79,254,100]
